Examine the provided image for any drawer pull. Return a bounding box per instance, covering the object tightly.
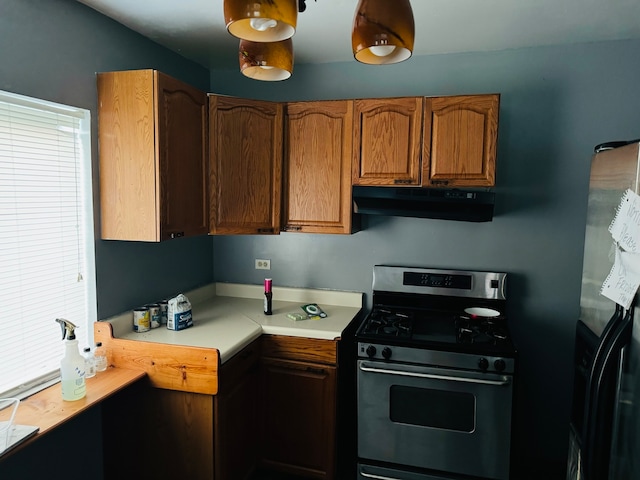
[306,366,326,375]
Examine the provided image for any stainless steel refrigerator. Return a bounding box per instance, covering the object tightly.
[567,140,640,480]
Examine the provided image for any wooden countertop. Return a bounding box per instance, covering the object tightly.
[0,368,145,460]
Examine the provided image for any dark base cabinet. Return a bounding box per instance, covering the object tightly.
[259,335,340,480]
[102,382,215,480]
[215,344,260,480]
[102,340,260,480]
[101,332,358,480]
[260,358,337,478]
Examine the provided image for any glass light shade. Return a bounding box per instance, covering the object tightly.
[224,0,298,42]
[239,39,293,81]
[352,0,415,65]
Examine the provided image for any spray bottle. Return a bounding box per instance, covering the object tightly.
[55,318,86,401]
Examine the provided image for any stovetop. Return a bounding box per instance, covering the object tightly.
[355,266,516,358]
[356,305,515,356]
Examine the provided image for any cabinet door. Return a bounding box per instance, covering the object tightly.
[98,70,157,241]
[283,101,354,234]
[260,357,338,479]
[353,97,423,186]
[215,342,260,480]
[156,72,209,240]
[97,70,208,241]
[209,96,283,235]
[103,383,215,480]
[423,94,499,187]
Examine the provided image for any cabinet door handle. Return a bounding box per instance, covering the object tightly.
[393,179,413,184]
[306,366,326,375]
[169,231,184,238]
[284,226,302,232]
[430,180,449,186]
[257,228,274,234]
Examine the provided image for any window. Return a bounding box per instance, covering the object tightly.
[0,90,96,398]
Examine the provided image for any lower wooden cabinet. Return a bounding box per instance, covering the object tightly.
[259,335,339,479]
[101,336,347,480]
[102,340,260,480]
[215,342,260,479]
[260,357,337,478]
[102,382,215,480]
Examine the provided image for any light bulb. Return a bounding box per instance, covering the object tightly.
[250,18,278,31]
[369,45,396,57]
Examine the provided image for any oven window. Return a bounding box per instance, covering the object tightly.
[389,386,475,432]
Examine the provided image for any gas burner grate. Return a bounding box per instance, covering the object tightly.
[361,308,413,338]
[456,318,510,345]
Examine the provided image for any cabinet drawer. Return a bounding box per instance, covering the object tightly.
[261,335,337,365]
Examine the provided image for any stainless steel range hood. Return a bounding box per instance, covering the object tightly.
[352,186,495,222]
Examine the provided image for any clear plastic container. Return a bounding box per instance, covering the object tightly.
[83,347,96,378]
[94,342,107,372]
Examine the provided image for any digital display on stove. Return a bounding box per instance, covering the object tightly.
[403,272,472,290]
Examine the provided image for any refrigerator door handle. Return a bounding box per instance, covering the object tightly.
[582,305,624,433]
[583,308,633,480]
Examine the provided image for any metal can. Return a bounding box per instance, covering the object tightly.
[133,307,150,332]
[158,300,168,325]
[145,303,161,328]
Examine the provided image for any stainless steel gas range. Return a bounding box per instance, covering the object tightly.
[356,266,517,480]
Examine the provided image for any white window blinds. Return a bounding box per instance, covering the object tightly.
[0,90,96,398]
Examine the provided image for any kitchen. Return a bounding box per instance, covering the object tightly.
[1,0,640,479]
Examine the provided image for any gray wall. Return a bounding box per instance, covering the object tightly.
[2,0,640,478]
[0,1,212,478]
[1,0,214,321]
[208,40,640,477]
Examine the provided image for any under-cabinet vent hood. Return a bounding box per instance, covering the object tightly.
[352,186,495,222]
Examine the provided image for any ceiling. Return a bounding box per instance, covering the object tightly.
[77,0,640,70]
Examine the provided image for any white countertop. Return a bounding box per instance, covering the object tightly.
[99,283,364,363]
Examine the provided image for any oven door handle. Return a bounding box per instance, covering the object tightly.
[359,471,402,480]
[359,364,511,386]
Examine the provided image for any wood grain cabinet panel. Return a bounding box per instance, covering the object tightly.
[283,100,355,234]
[209,95,283,235]
[353,97,423,186]
[102,340,260,480]
[103,383,215,480]
[260,356,338,479]
[98,69,208,241]
[214,341,260,480]
[423,94,499,187]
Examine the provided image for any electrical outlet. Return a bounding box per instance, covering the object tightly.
[255,259,271,270]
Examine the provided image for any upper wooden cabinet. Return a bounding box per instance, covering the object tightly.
[283,100,356,234]
[209,95,283,235]
[352,97,423,186]
[423,94,499,187]
[98,69,208,241]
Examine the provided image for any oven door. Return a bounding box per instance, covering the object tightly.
[357,359,513,480]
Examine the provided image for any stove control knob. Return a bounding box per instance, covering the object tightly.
[494,359,506,372]
[382,347,392,360]
[366,345,377,358]
[478,358,489,371]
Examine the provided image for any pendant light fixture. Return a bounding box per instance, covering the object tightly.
[239,38,294,81]
[352,0,415,65]
[224,0,298,42]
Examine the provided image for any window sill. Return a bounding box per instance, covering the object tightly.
[1,367,146,459]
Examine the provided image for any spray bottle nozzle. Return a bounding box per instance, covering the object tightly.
[55,318,78,340]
